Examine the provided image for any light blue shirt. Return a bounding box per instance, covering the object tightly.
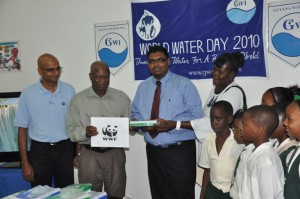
[14,79,76,142]
[131,70,203,146]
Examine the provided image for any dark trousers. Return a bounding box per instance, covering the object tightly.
[29,139,74,188]
[205,182,231,199]
[146,140,196,199]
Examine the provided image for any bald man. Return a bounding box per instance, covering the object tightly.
[67,61,131,199]
[14,53,76,188]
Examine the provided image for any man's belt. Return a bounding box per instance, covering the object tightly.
[83,144,113,153]
[150,139,195,149]
[31,139,70,146]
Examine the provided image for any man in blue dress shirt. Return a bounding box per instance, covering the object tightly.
[131,46,203,199]
[14,53,76,188]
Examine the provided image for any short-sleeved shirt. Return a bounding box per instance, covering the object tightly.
[199,130,240,193]
[14,79,76,142]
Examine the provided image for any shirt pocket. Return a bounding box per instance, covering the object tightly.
[165,91,185,114]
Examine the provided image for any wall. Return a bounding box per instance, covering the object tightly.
[0,0,299,198]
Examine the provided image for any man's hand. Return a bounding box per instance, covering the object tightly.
[129,118,140,132]
[154,119,176,132]
[85,125,98,137]
[141,126,156,133]
[142,126,159,137]
[73,154,80,169]
[21,162,35,182]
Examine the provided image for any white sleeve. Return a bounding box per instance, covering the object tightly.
[199,138,210,169]
[256,163,284,199]
[191,117,212,141]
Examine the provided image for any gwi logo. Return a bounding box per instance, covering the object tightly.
[102,125,118,141]
[271,13,300,57]
[136,10,161,41]
[226,0,256,24]
[97,33,128,68]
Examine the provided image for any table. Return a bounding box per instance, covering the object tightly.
[0,168,119,198]
[0,167,31,197]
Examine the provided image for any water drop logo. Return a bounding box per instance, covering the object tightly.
[271,13,300,57]
[226,0,256,24]
[136,10,161,41]
[97,33,128,68]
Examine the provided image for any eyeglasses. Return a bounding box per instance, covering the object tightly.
[39,66,63,72]
[148,58,168,65]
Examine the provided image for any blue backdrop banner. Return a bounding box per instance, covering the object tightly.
[131,0,267,80]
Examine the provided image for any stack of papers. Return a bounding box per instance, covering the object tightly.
[4,184,107,199]
[1,191,25,199]
[15,185,60,199]
[48,184,91,199]
[47,184,107,199]
[90,191,107,199]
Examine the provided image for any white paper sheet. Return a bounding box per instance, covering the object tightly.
[91,117,129,148]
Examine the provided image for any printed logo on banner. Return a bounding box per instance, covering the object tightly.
[95,21,130,75]
[136,10,161,41]
[226,0,256,24]
[268,1,300,67]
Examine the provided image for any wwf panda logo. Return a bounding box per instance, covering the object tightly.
[102,125,118,137]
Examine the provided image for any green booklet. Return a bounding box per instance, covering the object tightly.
[130,120,157,127]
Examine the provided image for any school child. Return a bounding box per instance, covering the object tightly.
[230,111,255,199]
[261,87,294,106]
[199,101,241,199]
[271,102,297,175]
[261,87,294,147]
[240,105,284,199]
[283,100,300,199]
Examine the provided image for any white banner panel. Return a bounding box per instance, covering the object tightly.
[94,21,130,75]
[268,0,300,67]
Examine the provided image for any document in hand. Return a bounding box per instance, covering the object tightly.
[91,117,129,148]
[15,185,60,199]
